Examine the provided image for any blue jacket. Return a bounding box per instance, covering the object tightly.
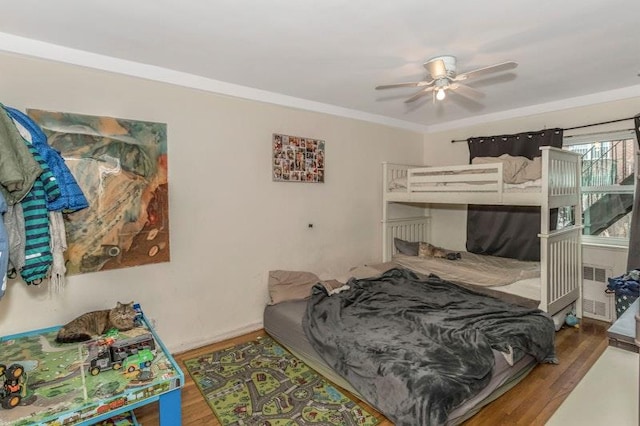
[5,107,89,213]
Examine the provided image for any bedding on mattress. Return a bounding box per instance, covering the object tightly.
[302,268,556,426]
[392,251,540,287]
[264,300,537,426]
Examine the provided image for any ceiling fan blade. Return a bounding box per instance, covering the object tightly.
[404,86,436,103]
[450,83,485,99]
[454,61,518,81]
[375,80,433,90]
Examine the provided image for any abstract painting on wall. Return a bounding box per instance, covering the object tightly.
[28,109,170,275]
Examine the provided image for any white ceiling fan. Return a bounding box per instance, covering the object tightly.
[375,55,518,103]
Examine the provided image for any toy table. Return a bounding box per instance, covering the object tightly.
[0,309,183,425]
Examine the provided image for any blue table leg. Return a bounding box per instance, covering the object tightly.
[159,388,182,425]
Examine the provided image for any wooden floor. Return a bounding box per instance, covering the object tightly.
[134,318,609,426]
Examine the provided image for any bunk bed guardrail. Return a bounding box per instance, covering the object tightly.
[383,147,582,208]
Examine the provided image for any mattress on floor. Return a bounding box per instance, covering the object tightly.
[264,299,538,425]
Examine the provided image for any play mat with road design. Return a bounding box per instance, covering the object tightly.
[184,335,379,425]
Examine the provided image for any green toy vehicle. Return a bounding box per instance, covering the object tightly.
[123,349,155,373]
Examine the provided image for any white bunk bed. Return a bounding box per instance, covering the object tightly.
[382,146,583,318]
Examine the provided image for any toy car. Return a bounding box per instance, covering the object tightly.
[0,363,25,409]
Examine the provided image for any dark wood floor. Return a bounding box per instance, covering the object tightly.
[134,318,609,425]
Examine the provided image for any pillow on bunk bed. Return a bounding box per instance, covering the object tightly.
[394,238,420,256]
[472,154,542,184]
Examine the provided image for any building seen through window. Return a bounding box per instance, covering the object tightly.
[562,133,637,244]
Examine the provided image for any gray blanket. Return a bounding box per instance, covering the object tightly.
[302,268,556,426]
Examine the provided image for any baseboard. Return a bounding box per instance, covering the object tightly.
[169,320,264,354]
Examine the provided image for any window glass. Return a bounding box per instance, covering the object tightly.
[564,136,636,241]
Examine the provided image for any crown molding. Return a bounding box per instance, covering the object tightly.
[1,32,638,136]
[0,32,429,134]
[426,85,640,133]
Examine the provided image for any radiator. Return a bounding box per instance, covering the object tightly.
[582,264,614,322]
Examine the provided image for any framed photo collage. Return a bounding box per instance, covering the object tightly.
[272,133,325,183]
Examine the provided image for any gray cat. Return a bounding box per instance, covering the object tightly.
[55,301,138,343]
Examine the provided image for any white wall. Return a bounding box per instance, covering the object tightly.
[0,53,423,351]
[422,97,640,273]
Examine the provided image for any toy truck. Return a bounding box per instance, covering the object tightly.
[0,363,25,409]
[88,333,156,376]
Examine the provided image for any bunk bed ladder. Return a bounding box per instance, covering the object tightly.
[540,228,583,317]
[540,146,583,318]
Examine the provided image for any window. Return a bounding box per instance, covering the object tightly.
[563,130,638,245]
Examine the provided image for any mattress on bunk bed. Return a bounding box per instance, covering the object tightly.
[391,252,540,287]
[264,274,543,426]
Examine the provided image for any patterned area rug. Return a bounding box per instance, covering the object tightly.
[184,335,379,425]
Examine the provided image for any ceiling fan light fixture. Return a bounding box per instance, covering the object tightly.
[375,55,517,105]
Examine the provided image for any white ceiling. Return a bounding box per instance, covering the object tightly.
[1,0,639,133]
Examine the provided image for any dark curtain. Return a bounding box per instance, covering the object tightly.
[626,114,640,270]
[466,129,563,261]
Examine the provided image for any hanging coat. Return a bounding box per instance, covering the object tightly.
[5,106,89,212]
[0,105,41,204]
[4,202,25,275]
